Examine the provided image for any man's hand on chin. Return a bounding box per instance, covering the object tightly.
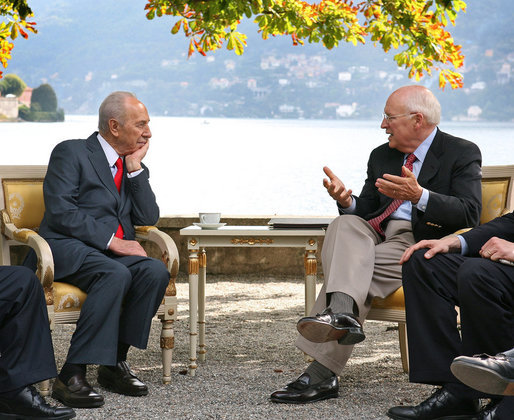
[125,140,149,173]
[109,236,147,257]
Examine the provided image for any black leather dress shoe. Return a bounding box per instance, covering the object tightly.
[297,308,365,345]
[52,374,104,408]
[474,400,501,420]
[451,351,514,396]
[386,387,480,419]
[98,361,148,396]
[0,385,76,419]
[270,373,338,404]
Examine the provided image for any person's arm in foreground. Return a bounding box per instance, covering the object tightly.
[400,234,514,264]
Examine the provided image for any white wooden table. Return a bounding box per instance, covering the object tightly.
[179,225,326,376]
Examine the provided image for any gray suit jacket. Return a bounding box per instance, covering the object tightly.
[34,132,159,279]
[339,128,483,241]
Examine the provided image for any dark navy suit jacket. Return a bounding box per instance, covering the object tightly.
[462,211,514,255]
[340,128,483,242]
[31,132,159,279]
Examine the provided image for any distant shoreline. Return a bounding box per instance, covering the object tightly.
[61,115,514,124]
[2,115,513,124]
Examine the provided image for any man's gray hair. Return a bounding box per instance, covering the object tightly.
[403,86,441,126]
[98,91,137,133]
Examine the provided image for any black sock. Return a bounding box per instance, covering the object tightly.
[328,292,356,315]
[58,363,86,384]
[304,360,335,383]
[117,342,130,363]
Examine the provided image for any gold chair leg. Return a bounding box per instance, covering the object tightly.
[398,322,409,373]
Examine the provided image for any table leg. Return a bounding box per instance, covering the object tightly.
[304,249,317,316]
[188,248,199,376]
[304,248,317,362]
[198,248,207,362]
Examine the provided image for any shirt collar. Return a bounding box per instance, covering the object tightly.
[409,126,437,163]
[97,133,121,167]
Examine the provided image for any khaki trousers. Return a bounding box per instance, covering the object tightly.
[296,214,415,375]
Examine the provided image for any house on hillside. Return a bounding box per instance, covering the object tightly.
[0,95,18,119]
[19,87,33,107]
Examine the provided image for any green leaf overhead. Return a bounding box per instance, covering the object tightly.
[145,0,467,89]
[0,0,37,78]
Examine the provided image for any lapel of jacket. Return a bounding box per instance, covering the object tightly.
[417,128,443,186]
[389,148,405,176]
[86,133,121,203]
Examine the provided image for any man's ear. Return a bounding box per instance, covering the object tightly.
[412,112,424,128]
[108,118,120,137]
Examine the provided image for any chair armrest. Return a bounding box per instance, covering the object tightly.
[453,227,472,235]
[135,225,179,295]
[1,209,55,305]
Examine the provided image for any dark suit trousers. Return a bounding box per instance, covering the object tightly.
[0,266,57,392]
[403,250,514,400]
[59,252,169,366]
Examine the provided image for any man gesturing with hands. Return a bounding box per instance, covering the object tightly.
[25,91,169,408]
[271,85,483,404]
[323,160,425,208]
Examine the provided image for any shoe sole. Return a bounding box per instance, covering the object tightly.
[297,320,365,345]
[51,390,105,409]
[0,411,76,420]
[97,375,149,397]
[270,390,338,404]
[387,411,474,420]
[451,360,514,396]
[337,328,366,345]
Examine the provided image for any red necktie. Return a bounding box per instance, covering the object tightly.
[114,157,124,238]
[368,153,417,237]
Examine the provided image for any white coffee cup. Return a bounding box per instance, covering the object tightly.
[199,212,221,224]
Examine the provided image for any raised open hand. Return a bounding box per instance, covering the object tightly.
[323,166,353,208]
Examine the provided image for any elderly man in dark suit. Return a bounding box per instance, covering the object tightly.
[271,85,483,404]
[26,91,169,408]
[0,266,75,419]
[387,211,514,420]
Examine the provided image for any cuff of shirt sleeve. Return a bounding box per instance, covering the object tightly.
[338,196,356,214]
[127,168,144,178]
[415,188,429,212]
[457,235,469,255]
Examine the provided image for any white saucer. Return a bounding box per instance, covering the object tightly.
[193,222,226,230]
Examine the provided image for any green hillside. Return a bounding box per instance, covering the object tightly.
[6,0,514,121]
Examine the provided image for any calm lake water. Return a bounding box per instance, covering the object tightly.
[1,116,513,216]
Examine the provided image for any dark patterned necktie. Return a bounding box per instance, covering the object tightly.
[114,157,124,238]
[368,153,417,237]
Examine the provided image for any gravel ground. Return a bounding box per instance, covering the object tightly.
[48,274,433,420]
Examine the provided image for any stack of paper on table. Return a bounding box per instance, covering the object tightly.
[268,217,335,229]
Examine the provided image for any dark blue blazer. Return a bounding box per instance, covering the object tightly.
[340,128,483,242]
[33,132,159,279]
[462,211,514,256]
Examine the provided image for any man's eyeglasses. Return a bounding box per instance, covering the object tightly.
[382,112,417,122]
